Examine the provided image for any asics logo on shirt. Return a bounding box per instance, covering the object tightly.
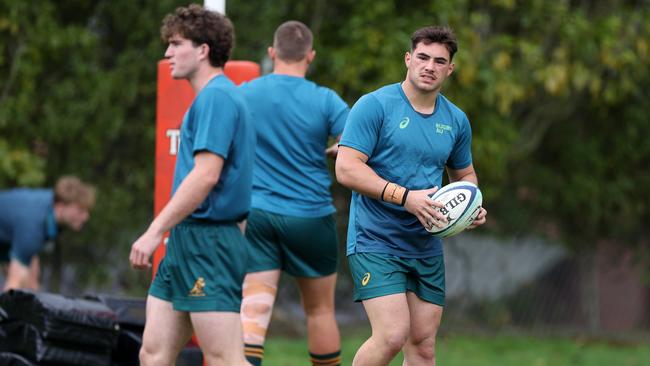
[399,117,410,129]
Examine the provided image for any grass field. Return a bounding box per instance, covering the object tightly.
[261,332,650,366]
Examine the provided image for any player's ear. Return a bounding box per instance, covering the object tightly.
[447,62,455,76]
[198,43,210,61]
[306,49,315,64]
[404,52,411,67]
[267,47,276,60]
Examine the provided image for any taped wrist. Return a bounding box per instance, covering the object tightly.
[381,182,408,206]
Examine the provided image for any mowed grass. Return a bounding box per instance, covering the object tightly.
[262,332,650,366]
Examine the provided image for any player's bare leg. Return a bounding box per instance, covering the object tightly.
[401,291,443,366]
[297,273,342,365]
[192,311,249,366]
[241,270,281,365]
[139,295,193,366]
[353,294,411,366]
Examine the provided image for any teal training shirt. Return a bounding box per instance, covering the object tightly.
[240,74,349,217]
[172,75,255,222]
[0,189,58,266]
[339,83,473,258]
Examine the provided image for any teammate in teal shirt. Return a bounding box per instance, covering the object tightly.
[128,6,253,365]
[172,74,253,222]
[341,84,472,258]
[0,176,95,291]
[238,21,348,366]
[336,26,487,366]
[241,73,347,217]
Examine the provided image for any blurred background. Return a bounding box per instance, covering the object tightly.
[1,0,649,356]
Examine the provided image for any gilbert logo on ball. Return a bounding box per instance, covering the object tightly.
[426,181,482,238]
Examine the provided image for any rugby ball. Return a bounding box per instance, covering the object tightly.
[426,181,482,238]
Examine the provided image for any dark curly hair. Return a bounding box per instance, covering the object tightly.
[411,26,457,61]
[160,4,234,68]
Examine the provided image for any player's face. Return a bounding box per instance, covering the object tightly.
[405,42,455,93]
[61,203,90,231]
[164,34,202,79]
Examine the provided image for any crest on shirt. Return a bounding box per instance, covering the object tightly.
[399,117,410,129]
[435,123,452,134]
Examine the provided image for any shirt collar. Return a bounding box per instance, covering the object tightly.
[45,208,58,240]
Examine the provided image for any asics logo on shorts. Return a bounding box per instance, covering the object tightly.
[399,117,410,129]
[189,277,206,296]
[361,273,371,286]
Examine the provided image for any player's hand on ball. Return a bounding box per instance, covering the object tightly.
[404,186,448,230]
[129,229,162,270]
[467,207,487,229]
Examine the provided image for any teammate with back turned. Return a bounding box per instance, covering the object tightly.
[238,20,349,366]
[336,25,488,366]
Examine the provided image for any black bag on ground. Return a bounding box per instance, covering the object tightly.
[0,290,119,349]
[0,352,38,366]
[84,294,145,329]
[84,295,146,366]
[0,321,111,366]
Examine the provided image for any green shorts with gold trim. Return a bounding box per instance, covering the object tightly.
[245,208,338,277]
[149,219,247,312]
[348,252,445,306]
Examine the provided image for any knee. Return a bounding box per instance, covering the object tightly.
[241,281,277,319]
[303,301,335,317]
[378,328,410,355]
[139,345,164,366]
[409,335,437,360]
[242,300,273,317]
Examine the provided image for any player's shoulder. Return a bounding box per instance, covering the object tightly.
[0,188,50,201]
[353,83,400,109]
[438,93,469,122]
[370,83,401,97]
[200,75,245,104]
[238,73,270,90]
[204,74,237,94]
[438,94,466,116]
[0,189,52,220]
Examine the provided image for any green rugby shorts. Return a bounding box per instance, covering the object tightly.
[348,252,445,306]
[245,208,338,277]
[149,219,248,312]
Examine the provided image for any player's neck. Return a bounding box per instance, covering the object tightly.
[53,203,63,224]
[189,65,224,93]
[273,60,308,78]
[401,79,439,115]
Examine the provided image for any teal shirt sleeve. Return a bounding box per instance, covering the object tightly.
[325,89,349,137]
[339,94,384,157]
[191,88,239,159]
[446,113,473,170]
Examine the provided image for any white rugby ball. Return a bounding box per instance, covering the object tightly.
[426,181,482,238]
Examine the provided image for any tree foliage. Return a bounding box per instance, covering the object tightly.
[1,0,648,292]
[231,0,650,248]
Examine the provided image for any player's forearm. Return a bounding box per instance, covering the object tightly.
[447,164,478,185]
[147,166,219,236]
[4,260,32,291]
[336,155,388,201]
